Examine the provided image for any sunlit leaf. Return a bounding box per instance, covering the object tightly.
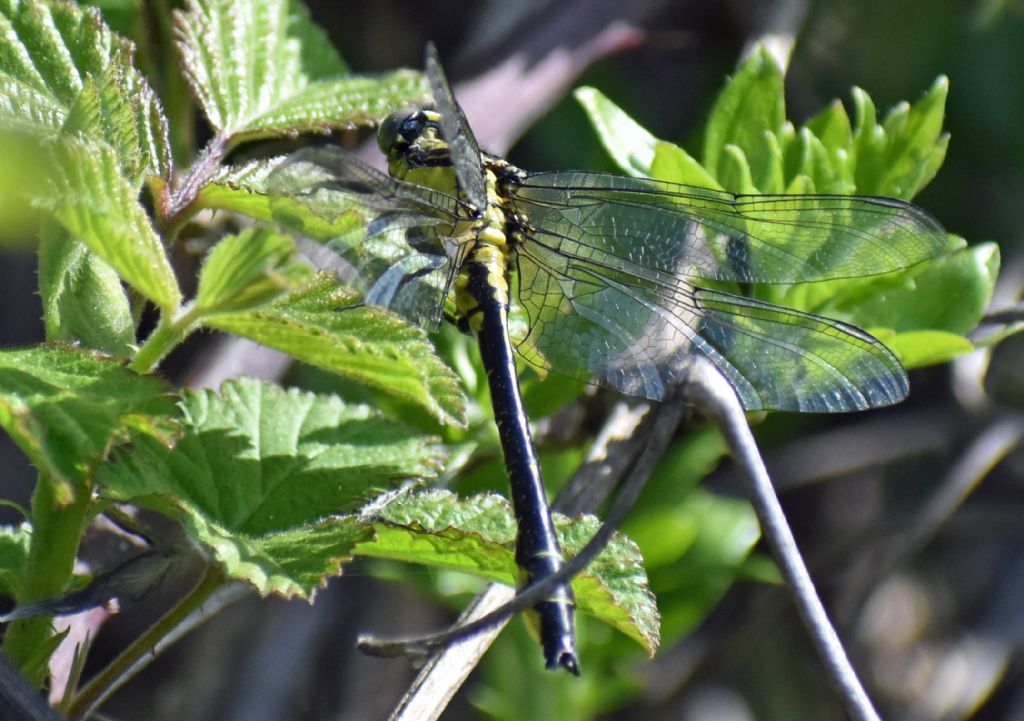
[357,489,660,653]
[194,227,310,316]
[40,137,181,314]
[99,378,444,597]
[175,0,429,142]
[703,47,785,184]
[574,86,658,177]
[0,0,170,181]
[205,275,467,427]
[0,345,177,492]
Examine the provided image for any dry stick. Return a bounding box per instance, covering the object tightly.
[683,356,882,721]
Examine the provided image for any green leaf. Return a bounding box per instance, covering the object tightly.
[194,227,311,316]
[175,0,430,142]
[205,275,467,427]
[703,47,785,183]
[876,76,949,199]
[805,99,853,154]
[37,220,135,355]
[0,523,31,599]
[649,141,721,189]
[98,378,444,597]
[877,329,975,368]
[574,86,658,176]
[189,512,367,597]
[0,345,177,492]
[852,77,950,199]
[197,156,287,221]
[357,489,660,654]
[717,144,757,194]
[639,488,761,642]
[831,242,999,339]
[0,0,170,181]
[41,136,182,314]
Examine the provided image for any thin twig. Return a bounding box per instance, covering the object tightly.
[684,355,882,721]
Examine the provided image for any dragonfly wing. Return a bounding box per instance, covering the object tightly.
[693,288,907,411]
[514,237,908,412]
[424,43,488,212]
[517,172,947,284]
[269,146,462,329]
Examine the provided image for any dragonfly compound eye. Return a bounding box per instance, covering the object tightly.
[377,108,425,154]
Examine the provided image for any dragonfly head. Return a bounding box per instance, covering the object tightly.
[377,109,447,159]
[377,108,459,195]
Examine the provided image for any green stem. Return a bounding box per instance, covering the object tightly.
[66,564,226,721]
[2,476,91,684]
[129,307,201,374]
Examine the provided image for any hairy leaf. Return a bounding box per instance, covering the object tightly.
[175,0,429,142]
[0,0,170,182]
[0,345,176,492]
[206,276,467,427]
[357,489,660,654]
[41,137,181,314]
[99,378,444,597]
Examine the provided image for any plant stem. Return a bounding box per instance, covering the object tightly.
[66,564,226,721]
[3,477,91,685]
[129,307,200,374]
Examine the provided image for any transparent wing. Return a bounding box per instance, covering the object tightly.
[269,146,464,329]
[510,172,945,412]
[424,42,488,212]
[515,172,947,284]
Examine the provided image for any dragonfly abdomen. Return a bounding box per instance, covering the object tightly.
[462,256,579,674]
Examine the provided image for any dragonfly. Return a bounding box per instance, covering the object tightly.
[270,44,947,674]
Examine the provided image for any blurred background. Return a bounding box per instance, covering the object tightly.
[2,0,1024,719]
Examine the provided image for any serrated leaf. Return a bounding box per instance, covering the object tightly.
[574,86,658,176]
[205,275,467,427]
[194,226,310,315]
[41,136,182,314]
[189,512,368,597]
[175,0,429,142]
[357,489,660,654]
[703,47,785,183]
[198,156,287,221]
[98,378,443,597]
[0,0,170,181]
[37,220,134,355]
[0,345,177,492]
